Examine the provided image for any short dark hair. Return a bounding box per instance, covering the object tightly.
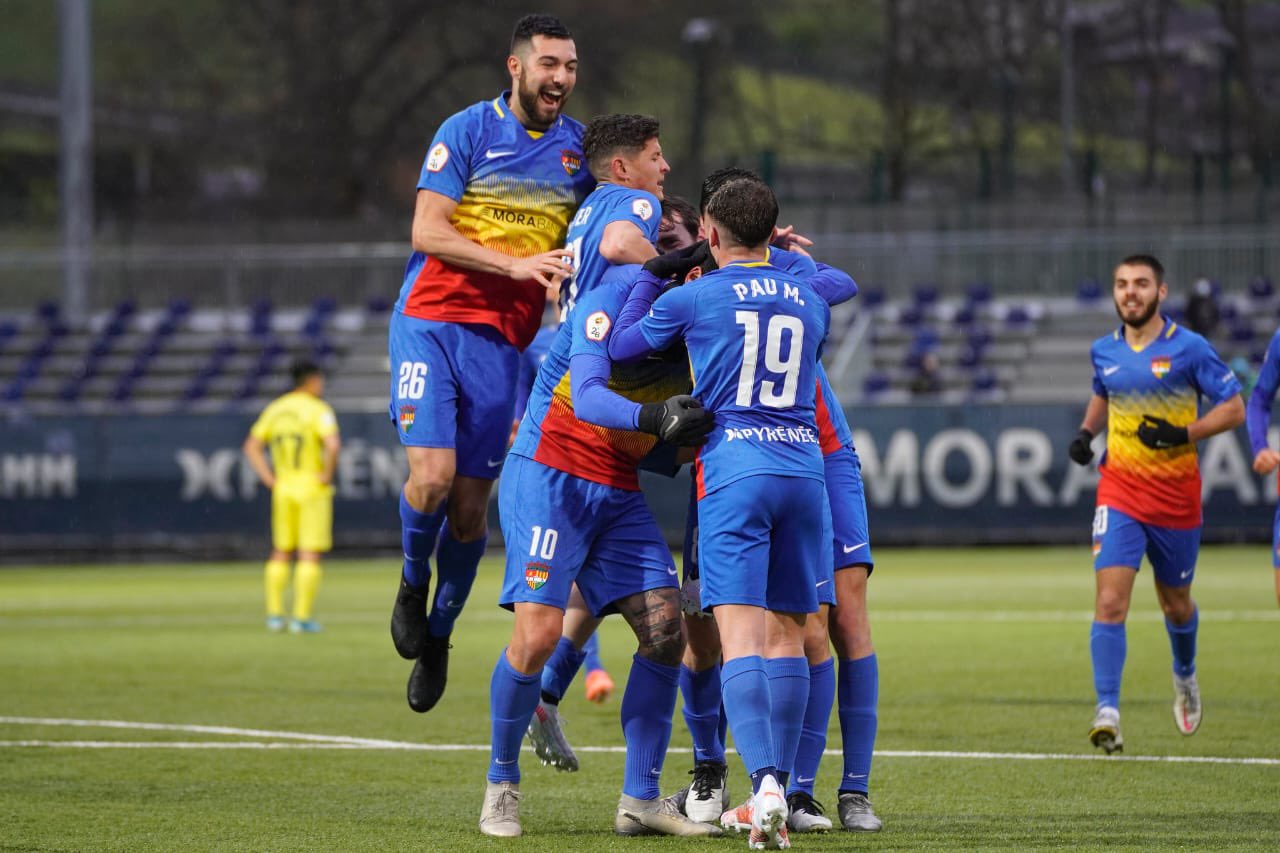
[582,114,660,179]
[291,359,322,386]
[706,178,778,249]
[511,14,572,54]
[1119,254,1165,282]
[661,196,700,241]
[699,166,762,213]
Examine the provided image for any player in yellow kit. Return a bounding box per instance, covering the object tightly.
[242,361,342,634]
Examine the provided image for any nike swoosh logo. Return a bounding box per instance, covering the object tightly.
[843,543,868,554]
[496,758,516,765]
[1180,570,1192,579]
[667,566,678,576]
[485,149,514,159]
[486,457,505,468]
[796,776,813,784]
[446,600,462,608]
[1103,365,1120,376]
[815,580,830,588]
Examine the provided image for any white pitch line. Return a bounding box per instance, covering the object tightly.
[1,717,1277,766]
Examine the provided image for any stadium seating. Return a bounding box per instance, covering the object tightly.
[0,275,1272,412]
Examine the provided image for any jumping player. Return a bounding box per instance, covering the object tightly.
[387,14,594,714]
[1245,324,1280,608]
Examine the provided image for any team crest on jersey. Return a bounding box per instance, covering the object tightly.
[585,310,611,342]
[1150,356,1171,379]
[525,562,551,590]
[561,149,582,176]
[426,143,449,173]
[632,198,653,221]
[399,405,417,431]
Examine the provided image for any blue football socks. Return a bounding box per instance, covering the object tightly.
[1091,621,1127,709]
[621,654,679,800]
[721,655,775,781]
[765,656,810,790]
[837,653,878,795]
[540,635,587,703]
[428,526,486,638]
[487,651,541,784]
[788,657,835,796]
[1166,608,1198,678]
[399,492,445,590]
[679,662,726,764]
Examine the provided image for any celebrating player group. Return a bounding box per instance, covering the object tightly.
[376,12,1252,848]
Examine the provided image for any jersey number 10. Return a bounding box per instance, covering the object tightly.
[734,310,804,408]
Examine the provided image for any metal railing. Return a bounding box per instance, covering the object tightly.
[0,225,1274,315]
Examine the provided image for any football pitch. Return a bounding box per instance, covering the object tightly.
[3,546,1278,851]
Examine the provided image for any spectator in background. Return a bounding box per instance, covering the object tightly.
[1185,278,1220,338]
[909,351,943,396]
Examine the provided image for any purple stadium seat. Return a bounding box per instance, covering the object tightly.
[971,368,998,392]
[913,284,939,306]
[366,296,392,314]
[863,372,891,395]
[1004,305,1031,326]
[861,288,885,308]
[1218,301,1238,322]
[1249,276,1274,300]
[965,282,993,305]
[36,301,60,323]
[959,345,984,368]
[1076,278,1102,302]
[953,304,975,326]
[967,326,993,350]
[1230,323,1255,343]
[899,304,924,326]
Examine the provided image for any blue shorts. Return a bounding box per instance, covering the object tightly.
[387,313,517,479]
[826,445,874,575]
[498,454,676,617]
[686,476,834,606]
[1092,504,1200,587]
[697,474,826,614]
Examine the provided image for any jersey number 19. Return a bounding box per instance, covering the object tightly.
[734,310,804,408]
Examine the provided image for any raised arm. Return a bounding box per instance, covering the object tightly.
[412,190,570,290]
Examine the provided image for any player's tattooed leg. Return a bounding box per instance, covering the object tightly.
[616,588,685,667]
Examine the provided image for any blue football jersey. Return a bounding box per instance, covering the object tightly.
[561,183,660,314]
[634,259,830,498]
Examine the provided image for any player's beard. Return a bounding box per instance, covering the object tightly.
[514,70,565,131]
[1114,294,1159,328]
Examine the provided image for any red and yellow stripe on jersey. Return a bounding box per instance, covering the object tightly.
[1091,319,1242,528]
[395,94,595,350]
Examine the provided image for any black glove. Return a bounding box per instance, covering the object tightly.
[643,240,711,282]
[637,395,715,446]
[1068,429,1094,465]
[1137,414,1189,450]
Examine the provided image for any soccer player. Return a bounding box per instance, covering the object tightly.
[387,14,594,714]
[1067,254,1244,752]
[608,177,831,851]
[479,128,717,839]
[242,361,341,634]
[512,303,616,709]
[521,113,671,766]
[1245,324,1280,607]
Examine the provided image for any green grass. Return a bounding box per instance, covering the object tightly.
[2,547,1278,851]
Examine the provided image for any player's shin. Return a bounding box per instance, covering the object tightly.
[620,654,679,800]
[1090,622,1126,709]
[429,527,485,637]
[765,656,810,790]
[680,662,727,763]
[790,658,835,796]
[540,636,587,704]
[488,650,542,784]
[837,654,878,795]
[292,559,321,621]
[399,492,445,590]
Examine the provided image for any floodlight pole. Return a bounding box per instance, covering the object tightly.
[59,0,93,321]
